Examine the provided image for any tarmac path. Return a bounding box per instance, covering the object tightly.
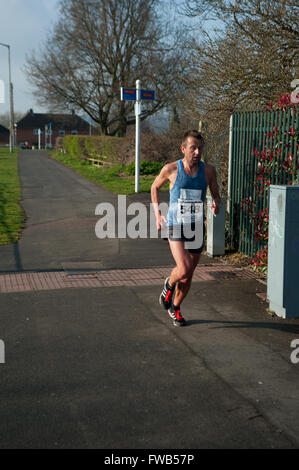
[0,150,299,449]
[0,150,173,272]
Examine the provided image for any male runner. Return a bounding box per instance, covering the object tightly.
[151,130,221,326]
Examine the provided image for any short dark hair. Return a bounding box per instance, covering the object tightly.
[182,130,204,146]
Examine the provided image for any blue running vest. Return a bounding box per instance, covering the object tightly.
[167,159,207,226]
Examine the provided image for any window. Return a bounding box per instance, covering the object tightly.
[33,129,39,135]
[71,130,78,135]
[58,130,65,136]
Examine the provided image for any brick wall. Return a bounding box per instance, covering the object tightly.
[0,134,9,145]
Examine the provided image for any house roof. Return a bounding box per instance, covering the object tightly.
[17,110,90,131]
[0,124,9,134]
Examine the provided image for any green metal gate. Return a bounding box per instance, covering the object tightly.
[228,108,299,256]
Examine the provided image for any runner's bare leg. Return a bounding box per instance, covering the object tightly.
[168,240,201,307]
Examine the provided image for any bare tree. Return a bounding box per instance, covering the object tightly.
[0,112,25,129]
[177,0,298,194]
[185,0,298,45]
[182,0,298,119]
[25,0,184,136]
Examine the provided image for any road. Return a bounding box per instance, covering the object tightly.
[0,150,298,449]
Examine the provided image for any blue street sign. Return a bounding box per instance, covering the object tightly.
[141,89,155,101]
[121,88,136,101]
[121,87,155,101]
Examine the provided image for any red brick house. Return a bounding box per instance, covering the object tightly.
[16,109,91,148]
[0,123,9,146]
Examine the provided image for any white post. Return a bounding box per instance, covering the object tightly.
[45,125,48,149]
[8,46,14,153]
[38,129,41,150]
[0,43,14,152]
[135,79,141,193]
[10,82,14,151]
[49,123,52,148]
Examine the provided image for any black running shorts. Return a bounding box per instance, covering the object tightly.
[168,223,205,254]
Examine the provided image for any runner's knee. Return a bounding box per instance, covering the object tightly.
[177,265,193,282]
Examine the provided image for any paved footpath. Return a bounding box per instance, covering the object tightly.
[0,150,299,449]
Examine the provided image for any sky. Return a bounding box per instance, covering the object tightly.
[0,0,60,116]
[0,0,222,120]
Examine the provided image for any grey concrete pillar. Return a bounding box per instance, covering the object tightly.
[206,196,226,257]
[267,185,299,318]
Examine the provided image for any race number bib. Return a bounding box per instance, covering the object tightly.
[177,189,203,225]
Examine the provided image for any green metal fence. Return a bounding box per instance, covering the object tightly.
[228,108,299,257]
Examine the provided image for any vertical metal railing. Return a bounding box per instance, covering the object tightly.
[228,108,299,256]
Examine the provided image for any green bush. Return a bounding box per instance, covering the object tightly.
[62,132,181,166]
[84,136,121,162]
[63,135,87,160]
[124,160,163,176]
[63,135,122,163]
[124,162,135,176]
[102,164,125,178]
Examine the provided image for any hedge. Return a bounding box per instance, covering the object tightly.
[62,135,123,162]
[124,160,164,176]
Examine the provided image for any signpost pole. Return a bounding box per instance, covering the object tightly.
[0,43,14,152]
[49,122,52,148]
[135,79,141,193]
[45,125,48,149]
[121,82,155,194]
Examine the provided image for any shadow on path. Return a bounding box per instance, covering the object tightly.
[186,318,299,335]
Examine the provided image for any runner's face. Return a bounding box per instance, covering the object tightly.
[181,137,204,164]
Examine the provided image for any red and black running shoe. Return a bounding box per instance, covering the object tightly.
[159,277,175,310]
[168,305,186,327]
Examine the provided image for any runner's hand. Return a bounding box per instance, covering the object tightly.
[156,214,167,231]
[210,200,220,215]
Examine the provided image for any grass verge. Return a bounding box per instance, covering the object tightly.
[0,148,25,245]
[49,151,168,195]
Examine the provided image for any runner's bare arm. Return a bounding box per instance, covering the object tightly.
[205,164,221,215]
[151,164,173,230]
